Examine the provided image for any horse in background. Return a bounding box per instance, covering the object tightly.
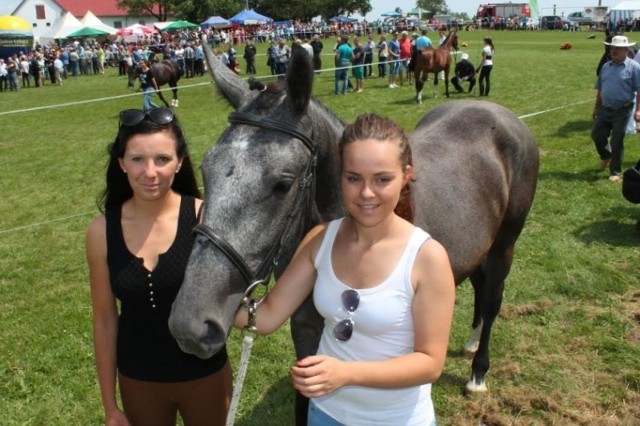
[414,29,459,102]
[128,60,181,107]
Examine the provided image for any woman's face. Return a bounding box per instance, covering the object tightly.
[341,138,411,228]
[118,130,182,202]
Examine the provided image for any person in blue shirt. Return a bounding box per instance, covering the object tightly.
[591,35,640,181]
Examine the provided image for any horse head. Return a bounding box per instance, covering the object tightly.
[168,46,344,359]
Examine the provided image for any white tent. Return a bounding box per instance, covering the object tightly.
[40,11,83,43]
[608,1,640,29]
[81,10,117,35]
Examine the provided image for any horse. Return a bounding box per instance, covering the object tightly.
[168,47,539,424]
[414,29,459,103]
[128,60,181,107]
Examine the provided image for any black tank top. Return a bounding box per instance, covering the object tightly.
[106,195,227,382]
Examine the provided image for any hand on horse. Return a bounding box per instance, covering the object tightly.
[290,355,349,398]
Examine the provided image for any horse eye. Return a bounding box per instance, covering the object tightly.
[273,177,294,194]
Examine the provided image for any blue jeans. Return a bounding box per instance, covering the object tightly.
[334,61,349,94]
[307,400,438,426]
[308,402,344,426]
[143,86,160,112]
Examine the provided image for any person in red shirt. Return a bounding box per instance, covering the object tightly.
[398,31,412,86]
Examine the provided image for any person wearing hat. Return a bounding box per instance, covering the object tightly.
[477,36,494,96]
[591,35,640,182]
[451,53,476,94]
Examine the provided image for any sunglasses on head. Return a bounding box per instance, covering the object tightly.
[119,108,175,127]
[333,289,360,342]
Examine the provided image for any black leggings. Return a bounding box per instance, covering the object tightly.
[479,65,493,96]
[119,362,232,426]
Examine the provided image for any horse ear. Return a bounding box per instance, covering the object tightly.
[203,43,249,109]
[286,47,314,114]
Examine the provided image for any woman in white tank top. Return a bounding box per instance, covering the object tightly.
[235,113,455,425]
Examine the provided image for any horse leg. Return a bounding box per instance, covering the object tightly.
[171,82,178,107]
[466,243,514,393]
[444,70,450,98]
[432,74,439,99]
[290,297,323,426]
[415,75,425,104]
[155,88,170,108]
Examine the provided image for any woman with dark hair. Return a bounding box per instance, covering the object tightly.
[235,113,455,426]
[87,109,231,426]
[478,36,495,96]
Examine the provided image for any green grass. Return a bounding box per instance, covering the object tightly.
[1,29,640,425]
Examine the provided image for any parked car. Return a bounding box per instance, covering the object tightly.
[567,11,593,25]
[540,15,564,30]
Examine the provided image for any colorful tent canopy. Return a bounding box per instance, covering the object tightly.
[201,16,232,29]
[66,26,111,38]
[80,10,117,35]
[163,20,199,31]
[228,9,273,25]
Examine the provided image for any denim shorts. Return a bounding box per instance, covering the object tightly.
[308,402,345,426]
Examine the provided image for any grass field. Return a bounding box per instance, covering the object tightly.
[1,29,639,425]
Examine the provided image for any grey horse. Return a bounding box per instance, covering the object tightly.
[169,46,539,424]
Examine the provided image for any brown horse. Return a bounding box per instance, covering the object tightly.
[128,60,181,107]
[414,29,458,102]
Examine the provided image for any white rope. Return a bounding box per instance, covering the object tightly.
[0,211,94,235]
[226,334,255,426]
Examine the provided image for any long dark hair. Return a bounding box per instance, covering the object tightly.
[98,112,201,213]
[339,112,415,223]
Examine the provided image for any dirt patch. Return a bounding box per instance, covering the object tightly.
[621,291,640,345]
[500,299,553,320]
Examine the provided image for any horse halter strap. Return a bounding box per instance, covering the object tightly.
[193,111,318,292]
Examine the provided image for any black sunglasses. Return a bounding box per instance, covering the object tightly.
[333,289,360,342]
[119,108,175,127]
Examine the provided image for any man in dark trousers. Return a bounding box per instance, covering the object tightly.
[451,53,476,93]
[592,35,640,182]
[310,34,324,72]
[244,36,257,76]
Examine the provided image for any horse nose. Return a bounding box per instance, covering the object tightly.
[170,316,227,359]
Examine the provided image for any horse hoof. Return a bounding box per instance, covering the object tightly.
[465,375,488,393]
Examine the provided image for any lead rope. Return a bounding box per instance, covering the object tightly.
[225,300,257,426]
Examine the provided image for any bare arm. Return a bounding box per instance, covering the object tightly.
[86,217,130,426]
[234,223,327,334]
[291,238,455,397]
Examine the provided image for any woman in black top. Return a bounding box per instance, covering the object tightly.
[87,108,231,426]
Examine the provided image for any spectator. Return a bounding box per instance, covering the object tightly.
[591,35,640,182]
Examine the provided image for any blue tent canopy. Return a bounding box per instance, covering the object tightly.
[329,16,358,23]
[201,16,231,29]
[228,9,273,25]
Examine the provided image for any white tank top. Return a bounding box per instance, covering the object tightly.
[312,218,435,425]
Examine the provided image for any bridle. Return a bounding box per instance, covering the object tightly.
[192,111,318,302]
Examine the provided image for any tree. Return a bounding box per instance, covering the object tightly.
[254,0,371,21]
[116,0,175,21]
[417,0,449,16]
[172,0,245,22]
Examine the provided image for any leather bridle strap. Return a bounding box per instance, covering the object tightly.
[193,223,254,286]
[193,111,317,288]
[228,112,316,155]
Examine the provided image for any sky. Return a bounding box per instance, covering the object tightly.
[356,0,621,21]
